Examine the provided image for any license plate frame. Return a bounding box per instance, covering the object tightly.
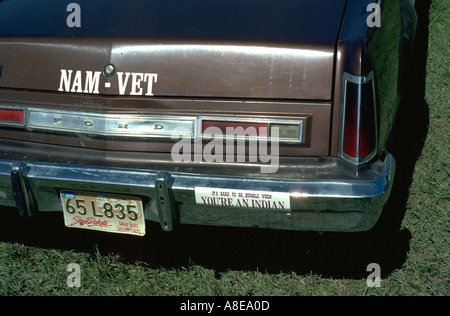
[60,190,146,236]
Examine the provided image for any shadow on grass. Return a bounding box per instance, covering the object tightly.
[0,209,412,279]
[0,1,430,280]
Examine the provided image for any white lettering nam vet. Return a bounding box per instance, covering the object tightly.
[117,72,157,96]
[58,69,102,94]
[58,69,158,96]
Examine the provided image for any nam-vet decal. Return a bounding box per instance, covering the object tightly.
[57,69,158,96]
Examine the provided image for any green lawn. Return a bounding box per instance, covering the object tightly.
[0,0,448,296]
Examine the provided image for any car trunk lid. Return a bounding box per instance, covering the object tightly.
[0,0,346,100]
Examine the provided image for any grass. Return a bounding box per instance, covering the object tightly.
[0,0,448,296]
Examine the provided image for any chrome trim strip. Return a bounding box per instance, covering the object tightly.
[26,108,196,138]
[1,106,307,143]
[343,72,374,85]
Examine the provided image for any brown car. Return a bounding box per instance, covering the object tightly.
[0,0,417,235]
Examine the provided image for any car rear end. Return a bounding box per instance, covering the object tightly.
[0,0,416,234]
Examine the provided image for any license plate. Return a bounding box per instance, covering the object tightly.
[60,191,146,236]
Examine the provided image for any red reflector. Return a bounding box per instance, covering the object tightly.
[0,109,24,123]
[202,120,268,137]
[343,83,359,158]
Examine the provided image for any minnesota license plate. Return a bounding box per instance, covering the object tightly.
[60,191,146,236]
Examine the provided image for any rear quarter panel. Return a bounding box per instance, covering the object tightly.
[331,0,417,157]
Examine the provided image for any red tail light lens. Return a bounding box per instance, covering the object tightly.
[0,108,24,124]
[341,73,377,164]
[343,82,359,158]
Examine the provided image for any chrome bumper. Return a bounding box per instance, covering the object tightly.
[0,154,395,232]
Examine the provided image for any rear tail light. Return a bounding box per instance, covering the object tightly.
[340,72,377,164]
[0,108,24,125]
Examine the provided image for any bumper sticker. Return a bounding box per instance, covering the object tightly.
[195,187,290,211]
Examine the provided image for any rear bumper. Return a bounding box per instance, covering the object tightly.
[0,149,395,232]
